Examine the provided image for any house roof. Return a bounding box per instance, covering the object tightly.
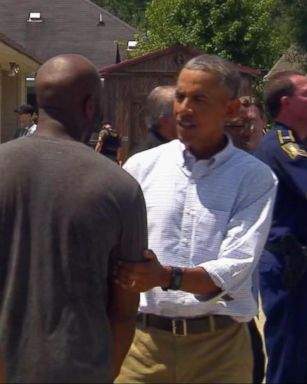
[0,0,137,68]
[99,44,260,76]
[0,32,42,65]
[266,46,307,79]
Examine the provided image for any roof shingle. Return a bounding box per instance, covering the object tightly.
[0,0,137,67]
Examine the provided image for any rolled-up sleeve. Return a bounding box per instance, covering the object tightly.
[199,171,278,297]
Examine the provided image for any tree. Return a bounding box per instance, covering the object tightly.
[93,0,149,28]
[132,0,291,71]
[279,0,307,52]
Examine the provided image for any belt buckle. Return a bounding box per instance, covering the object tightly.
[172,318,187,336]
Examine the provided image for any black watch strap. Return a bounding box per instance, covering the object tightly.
[162,267,183,291]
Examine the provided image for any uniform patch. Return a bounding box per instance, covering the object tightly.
[281,142,307,159]
[277,129,307,159]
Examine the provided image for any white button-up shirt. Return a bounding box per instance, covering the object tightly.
[26,123,37,136]
[124,138,277,322]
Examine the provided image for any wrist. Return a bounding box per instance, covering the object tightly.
[160,265,173,290]
[161,266,184,291]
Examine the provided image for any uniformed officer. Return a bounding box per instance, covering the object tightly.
[255,71,307,383]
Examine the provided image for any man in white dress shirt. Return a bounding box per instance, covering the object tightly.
[13,104,37,138]
[115,54,277,383]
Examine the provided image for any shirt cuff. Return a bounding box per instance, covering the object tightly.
[198,259,237,295]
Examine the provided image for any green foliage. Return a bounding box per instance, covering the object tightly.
[132,0,291,71]
[93,0,149,28]
[279,0,307,51]
[93,0,307,73]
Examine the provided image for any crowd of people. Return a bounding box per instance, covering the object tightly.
[0,52,306,384]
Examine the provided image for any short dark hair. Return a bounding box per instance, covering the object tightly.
[264,71,305,118]
[14,104,35,115]
[183,54,241,99]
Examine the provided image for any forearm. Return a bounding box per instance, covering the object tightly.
[109,312,137,380]
[160,265,221,295]
[115,250,221,295]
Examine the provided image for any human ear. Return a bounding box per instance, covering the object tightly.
[84,95,95,120]
[280,95,290,109]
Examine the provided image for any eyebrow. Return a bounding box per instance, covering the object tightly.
[175,90,209,98]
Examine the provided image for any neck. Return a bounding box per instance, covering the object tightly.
[158,125,176,141]
[150,128,168,142]
[187,136,227,160]
[36,115,77,141]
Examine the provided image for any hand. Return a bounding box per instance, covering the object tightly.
[114,250,170,292]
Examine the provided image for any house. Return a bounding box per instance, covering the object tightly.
[266,45,307,79]
[0,0,137,142]
[99,44,260,160]
[0,33,41,142]
[0,0,137,68]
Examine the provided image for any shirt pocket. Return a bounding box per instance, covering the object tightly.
[193,208,230,261]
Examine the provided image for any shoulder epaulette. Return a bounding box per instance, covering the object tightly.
[277,129,307,159]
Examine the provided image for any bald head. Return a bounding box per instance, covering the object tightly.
[36,54,102,141]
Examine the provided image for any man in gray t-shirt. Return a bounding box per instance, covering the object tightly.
[0,55,147,383]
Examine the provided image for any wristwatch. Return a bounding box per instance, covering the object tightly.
[162,267,183,291]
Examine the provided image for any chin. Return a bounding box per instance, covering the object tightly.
[178,135,193,150]
[177,128,194,143]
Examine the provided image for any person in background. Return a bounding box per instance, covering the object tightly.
[255,70,307,384]
[0,54,147,383]
[114,54,277,384]
[130,85,177,155]
[225,95,267,384]
[225,96,266,153]
[90,121,121,163]
[13,103,37,138]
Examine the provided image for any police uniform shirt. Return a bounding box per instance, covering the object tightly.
[255,123,307,245]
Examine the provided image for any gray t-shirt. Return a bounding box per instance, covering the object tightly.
[0,136,147,383]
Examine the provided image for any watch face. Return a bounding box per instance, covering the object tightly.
[170,267,183,290]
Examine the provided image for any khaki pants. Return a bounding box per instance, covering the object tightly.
[116,321,253,383]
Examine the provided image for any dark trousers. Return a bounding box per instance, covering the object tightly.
[259,252,307,383]
[248,319,265,384]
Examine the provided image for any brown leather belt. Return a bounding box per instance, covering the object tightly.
[137,313,236,336]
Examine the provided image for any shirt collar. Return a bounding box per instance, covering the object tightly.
[274,122,305,146]
[176,135,236,172]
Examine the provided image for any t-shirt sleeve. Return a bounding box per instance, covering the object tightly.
[119,183,148,262]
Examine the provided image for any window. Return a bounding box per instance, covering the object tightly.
[27,12,43,23]
[127,41,137,51]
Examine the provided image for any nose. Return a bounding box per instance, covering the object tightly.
[176,97,193,115]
